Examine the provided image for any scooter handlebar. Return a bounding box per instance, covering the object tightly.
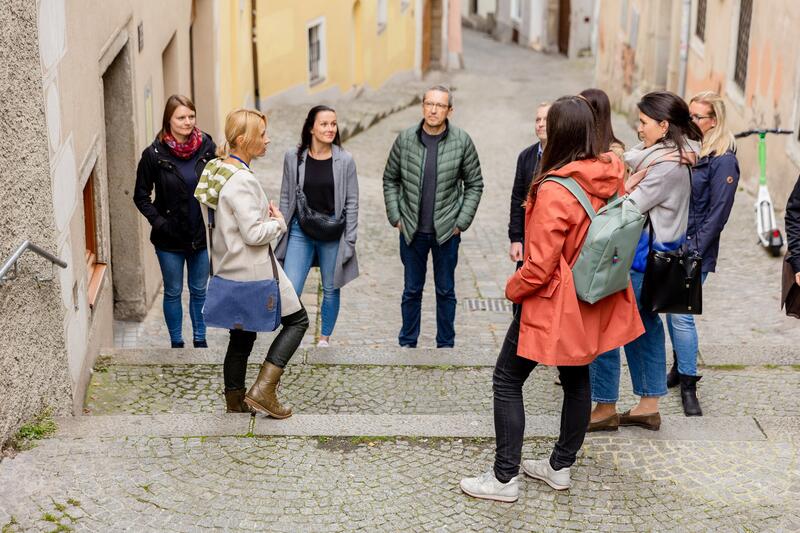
[735,128,794,138]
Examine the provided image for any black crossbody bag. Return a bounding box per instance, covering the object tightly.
[294,156,346,241]
[639,166,703,315]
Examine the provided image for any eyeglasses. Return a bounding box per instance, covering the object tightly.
[690,114,714,121]
[423,101,450,111]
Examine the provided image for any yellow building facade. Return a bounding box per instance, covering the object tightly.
[255,0,418,106]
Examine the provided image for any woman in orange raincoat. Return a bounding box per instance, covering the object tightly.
[460,96,644,502]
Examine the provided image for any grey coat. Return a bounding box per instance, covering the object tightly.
[275,144,359,289]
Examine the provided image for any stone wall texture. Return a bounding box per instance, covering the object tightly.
[0,0,72,446]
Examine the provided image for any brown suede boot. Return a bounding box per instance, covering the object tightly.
[244,362,292,419]
[224,389,251,413]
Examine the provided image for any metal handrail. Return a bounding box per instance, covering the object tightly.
[0,240,67,283]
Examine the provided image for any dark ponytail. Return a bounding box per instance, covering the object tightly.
[637,91,702,158]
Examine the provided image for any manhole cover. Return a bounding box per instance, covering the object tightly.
[463,298,512,312]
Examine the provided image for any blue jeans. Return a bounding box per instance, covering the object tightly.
[666,272,709,377]
[282,218,340,337]
[154,248,209,344]
[590,270,667,402]
[398,232,460,348]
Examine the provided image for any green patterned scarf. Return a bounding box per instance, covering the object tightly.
[194,158,245,210]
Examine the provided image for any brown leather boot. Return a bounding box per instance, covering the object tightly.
[224,389,251,413]
[244,362,292,419]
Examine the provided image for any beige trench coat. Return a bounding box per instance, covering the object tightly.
[202,167,302,317]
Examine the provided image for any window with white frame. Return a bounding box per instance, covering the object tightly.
[377,0,388,33]
[307,19,326,85]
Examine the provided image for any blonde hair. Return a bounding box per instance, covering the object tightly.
[690,91,736,158]
[217,108,267,158]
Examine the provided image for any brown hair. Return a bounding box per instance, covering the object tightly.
[217,108,267,158]
[529,95,601,198]
[158,94,196,141]
[579,88,623,152]
[637,91,703,159]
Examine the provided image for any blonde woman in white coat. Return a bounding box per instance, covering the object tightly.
[195,108,308,418]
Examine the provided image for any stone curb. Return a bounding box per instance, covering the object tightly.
[101,346,499,366]
[698,343,800,366]
[101,344,800,368]
[304,346,497,366]
[54,414,774,442]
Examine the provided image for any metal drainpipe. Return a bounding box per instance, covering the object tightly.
[677,0,691,97]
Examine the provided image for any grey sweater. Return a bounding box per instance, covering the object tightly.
[626,140,700,246]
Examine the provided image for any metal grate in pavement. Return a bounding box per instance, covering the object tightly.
[463,298,512,312]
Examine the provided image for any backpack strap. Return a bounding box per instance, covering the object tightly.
[542,176,596,220]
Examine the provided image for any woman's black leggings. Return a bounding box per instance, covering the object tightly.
[492,311,591,483]
[223,307,309,391]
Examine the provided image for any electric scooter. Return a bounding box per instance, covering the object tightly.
[734,128,794,257]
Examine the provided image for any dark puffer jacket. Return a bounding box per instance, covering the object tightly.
[786,175,800,273]
[382,120,484,244]
[133,133,216,253]
[686,150,739,272]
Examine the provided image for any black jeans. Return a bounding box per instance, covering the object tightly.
[223,307,309,391]
[493,312,591,483]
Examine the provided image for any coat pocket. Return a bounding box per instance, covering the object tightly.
[536,275,560,299]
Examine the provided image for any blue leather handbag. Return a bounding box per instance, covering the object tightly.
[202,209,282,332]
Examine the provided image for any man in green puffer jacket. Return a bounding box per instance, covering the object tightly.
[383,85,484,348]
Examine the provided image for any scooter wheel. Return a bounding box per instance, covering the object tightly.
[769,244,782,257]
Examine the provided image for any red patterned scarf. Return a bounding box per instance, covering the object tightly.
[163,127,203,159]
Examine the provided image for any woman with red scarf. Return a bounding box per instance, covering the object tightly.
[134,94,217,348]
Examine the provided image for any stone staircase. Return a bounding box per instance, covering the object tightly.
[3,343,787,530]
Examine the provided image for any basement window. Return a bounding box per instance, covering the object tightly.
[83,170,106,308]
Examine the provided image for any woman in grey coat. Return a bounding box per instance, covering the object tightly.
[276,105,359,347]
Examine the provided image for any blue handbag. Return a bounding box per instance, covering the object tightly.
[202,209,282,332]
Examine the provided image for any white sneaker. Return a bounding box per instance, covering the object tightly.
[316,339,330,348]
[459,470,519,502]
[521,458,571,490]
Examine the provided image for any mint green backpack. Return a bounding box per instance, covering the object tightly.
[542,176,646,304]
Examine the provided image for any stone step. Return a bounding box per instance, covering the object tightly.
[99,342,800,367]
[85,360,800,418]
[99,345,500,366]
[6,429,796,532]
[54,413,778,442]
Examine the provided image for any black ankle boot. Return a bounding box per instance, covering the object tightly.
[679,374,703,417]
[666,351,679,389]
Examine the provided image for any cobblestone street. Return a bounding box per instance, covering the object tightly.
[3,30,800,532]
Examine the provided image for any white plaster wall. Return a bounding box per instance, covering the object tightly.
[569,0,595,57]
[525,0,549,50]
[1,0,72,445]
[40,0,87,397]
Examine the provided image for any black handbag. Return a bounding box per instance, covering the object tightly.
[295,156,346,242]
[639,167,703,315]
